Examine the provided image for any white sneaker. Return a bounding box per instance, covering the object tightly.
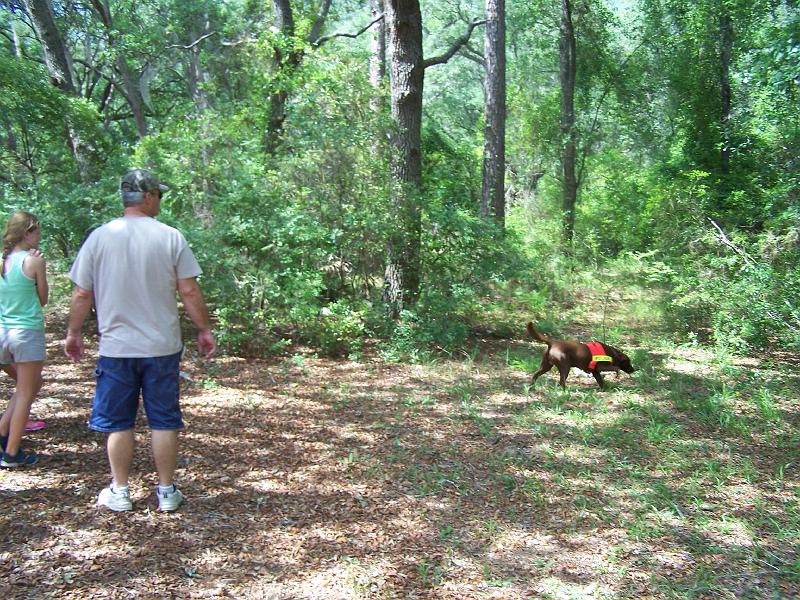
[97,486,133,512]
[157,485,184,512]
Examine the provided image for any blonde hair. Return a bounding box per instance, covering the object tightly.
[2,211,40,274]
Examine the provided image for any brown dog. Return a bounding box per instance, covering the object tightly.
[526,322,636,389]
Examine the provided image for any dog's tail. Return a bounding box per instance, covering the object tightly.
[526,322,552,346]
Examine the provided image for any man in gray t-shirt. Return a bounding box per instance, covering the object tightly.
[65,169,216,513]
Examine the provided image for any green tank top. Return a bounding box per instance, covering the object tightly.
[0,251,44,330]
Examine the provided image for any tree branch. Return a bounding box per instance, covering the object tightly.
[423,19,486,69]
[460,41,484,65]
[309,0,333,44]
[313,13,384,47]
[708,218,800,330]
[708,218,757,266]
[166,31,218,50]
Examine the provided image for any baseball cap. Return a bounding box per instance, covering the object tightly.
[120,169,169,194]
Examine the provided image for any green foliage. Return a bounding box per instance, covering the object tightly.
[669,226,800,351]
[308,301,368,358]
[1,0,799,361]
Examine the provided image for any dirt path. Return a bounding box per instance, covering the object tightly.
[1,326,798,599]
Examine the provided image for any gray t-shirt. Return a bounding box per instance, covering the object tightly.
[69,216,202,357]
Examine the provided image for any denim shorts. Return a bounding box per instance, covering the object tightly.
[88,351,183,432]
[0,328,46,364]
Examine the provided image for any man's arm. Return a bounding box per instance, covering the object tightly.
[177,277,216,358]
[64,285,93,361]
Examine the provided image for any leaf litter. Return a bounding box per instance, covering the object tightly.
[0,328,798,599]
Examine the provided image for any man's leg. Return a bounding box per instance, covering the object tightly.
[151,429,178,487]
[141,352,184,511]
[107,429,135,488]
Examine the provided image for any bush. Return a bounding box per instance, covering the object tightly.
[307,301,368,358]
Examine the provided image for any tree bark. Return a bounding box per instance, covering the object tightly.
[22,0,75,92]
[383,0,424,316]
[369,0,387,112]
[22,0,94,182]
[89,0,149,138]
[719,11,733,175]
[560,0,578,244]
[382,2,484,316]
[185,16,215,224]
[265,0,332,154]
[265,0,300,154]
[481,0,506,227]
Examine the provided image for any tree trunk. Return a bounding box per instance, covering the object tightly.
[23,0,93,182]
[264,0,332,154]
[719,11,733,175]
[23,0,75,92]
[265,0,299,154]
[383,0,424,316]
[89,0,149,138]
[369,0,387,112]
[560,0,578,244]
[117,58,149,138]
[481,0,506,227]
[185,17,215,224]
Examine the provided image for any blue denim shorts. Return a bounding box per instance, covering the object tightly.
[0,328,46,364]
[88,351,183,432]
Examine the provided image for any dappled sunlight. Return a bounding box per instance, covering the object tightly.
[2,317,798,598]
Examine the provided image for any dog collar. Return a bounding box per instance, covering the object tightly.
[585,341,613,370]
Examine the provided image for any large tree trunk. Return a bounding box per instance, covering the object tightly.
[23,0,75,92]
[23,0,94,182]
[481,0,506,227]
[383,0,424,316]
[560,0,578,244]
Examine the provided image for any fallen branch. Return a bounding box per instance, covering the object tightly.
[708,218,757,266]
[707,217,799,333]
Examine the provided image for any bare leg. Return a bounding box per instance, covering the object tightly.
[0,364,18,437]
[151,429,178,487]
[107,429,135,487]
[2,361,42,455]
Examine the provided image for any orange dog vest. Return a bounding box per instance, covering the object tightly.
[585,341,613,371]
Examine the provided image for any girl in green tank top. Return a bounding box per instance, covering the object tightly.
[0,211,49,468]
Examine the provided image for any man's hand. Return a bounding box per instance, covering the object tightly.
[197,329,216,359]
[64,332,85,361]
[28,248,44,258]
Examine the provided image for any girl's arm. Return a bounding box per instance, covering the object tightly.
[23,254,49,306]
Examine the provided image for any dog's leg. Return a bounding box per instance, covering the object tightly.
[557,364,570,388]
[531,357,553,386]
[592,371,605,389]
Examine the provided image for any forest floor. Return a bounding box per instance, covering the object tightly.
[1,290,799,599]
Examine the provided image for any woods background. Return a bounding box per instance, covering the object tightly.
[1,0,798,357]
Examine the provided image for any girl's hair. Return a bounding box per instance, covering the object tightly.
[2,211,39,276]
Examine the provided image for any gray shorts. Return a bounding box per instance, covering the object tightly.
[0,328,46,364]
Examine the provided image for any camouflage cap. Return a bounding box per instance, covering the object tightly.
[120,169,169,194]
